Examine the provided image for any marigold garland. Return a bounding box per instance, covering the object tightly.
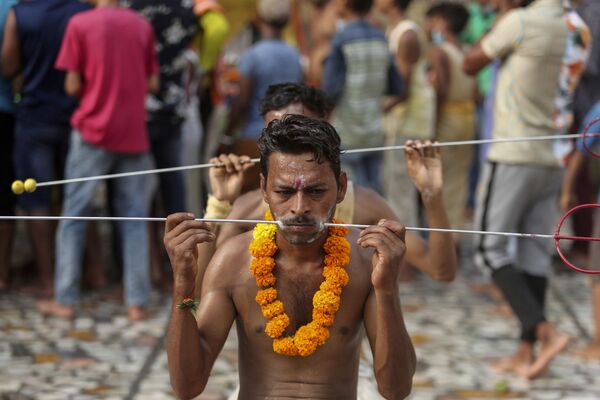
[249,210,350,357]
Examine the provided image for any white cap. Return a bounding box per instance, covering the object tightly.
[257,0,291,23]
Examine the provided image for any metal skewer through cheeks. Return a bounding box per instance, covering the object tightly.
[0,205,598,274]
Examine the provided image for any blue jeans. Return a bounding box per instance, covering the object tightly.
[341,152,383,194]
[15,119,70,211]
[148,118,186,215]
[56,131,152,306]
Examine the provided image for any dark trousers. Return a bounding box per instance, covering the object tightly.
[147,118,186,215]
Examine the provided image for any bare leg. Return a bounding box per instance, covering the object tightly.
[24,212,54,298]
[0,221,14,290]
[521,322,570,379]
[149,222,162,286]
[572,281,600,360]
[490,340,533,373]
[36,300,75,318]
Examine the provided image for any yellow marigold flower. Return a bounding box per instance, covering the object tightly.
[319,279,343,296]
[265,210,274,221]
[256,288,278,306]
[265,313,290,338]
[252,223,277,241]
[250,257,276,277]
[261,300,285,319]
[324,235,350,254]
[323,266,349,287]
[273,337,298,356]
[313,309,334,327]
[313,290,341,314]
[255,273,276,287]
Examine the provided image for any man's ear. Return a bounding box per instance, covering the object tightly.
[336,171,347,204]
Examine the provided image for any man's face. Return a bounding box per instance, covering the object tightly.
[264,102,321,125]
[261,152,347,245]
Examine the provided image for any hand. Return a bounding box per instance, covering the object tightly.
[405,140,443,202]
[209,154,253,203]
[559,190,576,212]
[357,220,406,292]
[164,213,216,289]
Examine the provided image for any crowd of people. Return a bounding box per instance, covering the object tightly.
[0,0,599,398]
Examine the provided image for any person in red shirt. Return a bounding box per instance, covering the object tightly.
[37,0,160,321]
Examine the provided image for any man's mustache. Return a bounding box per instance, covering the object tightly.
[280,215,319,227]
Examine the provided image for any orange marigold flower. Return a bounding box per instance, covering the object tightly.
[294,324,319,357]
[313,290,341,314]
[313,309,335,327]
[261,300,285,319]
[328,219,349,237]
[323,266,349,287]
[255,288,278,306]
[255,273,276,287]
[313,324,330,346]
[265,210,274,221]
[324,235,350,255]
[265,313,290,338]
[323,254,350,269]
[250,257,276,276]
[273,337,298,356]
[319,279,343,296]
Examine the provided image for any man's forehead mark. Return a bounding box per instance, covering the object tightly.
[294,177,306,189]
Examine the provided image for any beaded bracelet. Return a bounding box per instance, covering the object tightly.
[176,298,199,319]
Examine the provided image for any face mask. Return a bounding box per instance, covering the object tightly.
[432,29,444,45]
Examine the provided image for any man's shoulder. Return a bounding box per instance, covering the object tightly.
[230,189,264,218]
[213,230,253,264]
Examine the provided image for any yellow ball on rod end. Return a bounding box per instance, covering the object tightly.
[11,180,24,195]
[24,178,37,193]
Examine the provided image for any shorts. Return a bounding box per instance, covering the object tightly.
[0,112,16,215]
[14,119,70,211]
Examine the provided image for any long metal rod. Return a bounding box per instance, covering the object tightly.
[26,132,593,189]
[0,216,565,239]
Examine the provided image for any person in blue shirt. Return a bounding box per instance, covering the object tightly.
[560,101,600,360]
[1,0,91,297]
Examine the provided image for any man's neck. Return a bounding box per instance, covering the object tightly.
[259,23,283,41]
[275,231,328,265]
[96,0,119,8]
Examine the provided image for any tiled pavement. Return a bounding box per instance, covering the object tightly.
[1,261,599,400]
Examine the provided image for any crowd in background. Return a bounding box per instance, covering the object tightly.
[0,0,598,360]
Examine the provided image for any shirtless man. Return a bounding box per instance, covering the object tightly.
[165,115,416,399]
[197,83,456,293]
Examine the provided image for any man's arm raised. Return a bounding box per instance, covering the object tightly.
[404,140,457,281]
[164,213,236,399]
[360,220,416,399]
[194,154,253,296]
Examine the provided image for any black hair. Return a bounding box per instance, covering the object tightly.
[260,83,334,118]
[265,17,289,30]
[394,0,412,12]
[347,0,373,15]
[426,2,470,36]
[258,114,342,182]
